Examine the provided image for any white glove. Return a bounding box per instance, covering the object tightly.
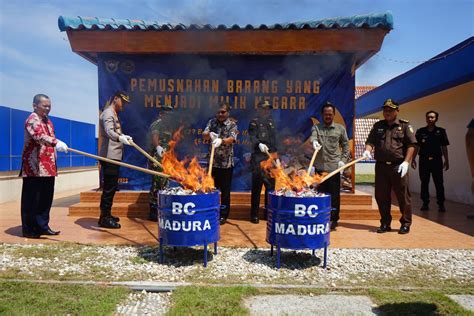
[258,143,269,153]
[118,134,132,145]
[156,145,164,157]
[398,161,409,178]
[312,140,321,151]
[212,138,222,148]
[309,166,315,176]
[210,132,218,141]
[362,150,373,160]
[55,139,68,153]
[338,161,345,174]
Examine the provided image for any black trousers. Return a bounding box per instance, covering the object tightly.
[318,172,341,222]
[100,161,120,218]
[250,167,275,218]
[375,162,412,227]
[21,177,55,235]
[419,156,445,206]
[212,167,233,219]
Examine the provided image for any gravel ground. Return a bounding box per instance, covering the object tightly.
[1,244,472,287]
[447,295,474,312]
[115,290,172,315]
[244,295,378,315]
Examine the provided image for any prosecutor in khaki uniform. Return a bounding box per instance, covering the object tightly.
[364,99,417,234]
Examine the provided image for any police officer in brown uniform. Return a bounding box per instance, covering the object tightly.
[364,99,417,234]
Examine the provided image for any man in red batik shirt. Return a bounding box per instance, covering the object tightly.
[20,94,69,238]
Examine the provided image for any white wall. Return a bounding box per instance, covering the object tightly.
[0,168,99,203]
[367,81,474,205]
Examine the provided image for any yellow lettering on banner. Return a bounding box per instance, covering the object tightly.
[262,81,270,94]
[159,79,166,92]
[209,95,219,106]
[130,78,137,91]
[186,79,193,92]
[253,80,260,93]
[227,80,233,93]
[148,79,157,92]
[176,80,184,93]
[139,78,146,92]
[194,79,201,92]
[164,95,172,106]
[235,80,242,93]
[212,80,219,93]
[313,81,320,93]
[299,96,305,109]
[294,80,301,93]
[180,95,186,108]
[167,79,174,92]
[244,80,251,93]
[290,96,296,109]
[144,94,153,108]
[285,80,292,93]
[303,80,311,93]
[203,80,210,93]
[271,80,278,93]
[280,97,287,109]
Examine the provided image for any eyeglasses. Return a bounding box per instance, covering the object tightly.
[218,110,228,114]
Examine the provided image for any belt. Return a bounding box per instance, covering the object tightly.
[377,160,404,165]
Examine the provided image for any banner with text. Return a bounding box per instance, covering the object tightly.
[98,54,355,191]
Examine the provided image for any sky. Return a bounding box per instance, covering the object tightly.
[0,0,473,128]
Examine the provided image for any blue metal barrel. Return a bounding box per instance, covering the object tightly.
[266,192,331,250]
[158,191,220,247]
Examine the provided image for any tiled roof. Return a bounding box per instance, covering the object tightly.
[354,118,379,161]
[355,86,377,99]
[58,12,393,32]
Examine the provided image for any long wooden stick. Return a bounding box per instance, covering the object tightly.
[129,140,163,168]
[208,144,216,176]
[317,157,365,185]
[265,149,281,167]
[68,148,171,178]
[307,146,321,174]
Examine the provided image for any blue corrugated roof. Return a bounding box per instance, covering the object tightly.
[356,37,474,117]
[58,12,393,32]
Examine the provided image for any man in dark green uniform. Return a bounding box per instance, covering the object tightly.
[411,111,450,212]
[148,104,174,221]
[249,100,277,224]
[364,99,417,234]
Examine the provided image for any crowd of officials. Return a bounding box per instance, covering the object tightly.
[20,92,459,238]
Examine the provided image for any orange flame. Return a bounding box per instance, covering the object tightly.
[162,127,215,192]
[260,154,326,191]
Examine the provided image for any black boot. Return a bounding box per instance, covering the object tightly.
[98,216,121,229]
[250,209,259,224]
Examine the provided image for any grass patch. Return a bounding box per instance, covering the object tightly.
[369,289,473,315]
[168,286,258,315]
[0,281,129,315]
[355,173,375,184]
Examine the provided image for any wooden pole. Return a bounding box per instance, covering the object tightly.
[208,144,216,176]
[68,148,171,178]
[317,157,365,185]
[265,149,281,167]
[307,146,321,174]
[129,140,163,168]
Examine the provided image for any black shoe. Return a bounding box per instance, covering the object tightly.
[438,205,446,212]
[399,225,410,234]
[98,217,121,229]
[219,217,227,225]
[376,225,392,233]
[330,221,338,231]
[148,212,158,222]
[110,215,120,222]
[40,228,60,236]
[420,204,429,211]
[250,216,259,224]
[23,232,41,239]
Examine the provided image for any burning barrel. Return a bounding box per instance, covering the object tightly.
[158,189,220,267]
[266,190,331,269]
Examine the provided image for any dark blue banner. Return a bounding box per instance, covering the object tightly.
[98,54,354,191]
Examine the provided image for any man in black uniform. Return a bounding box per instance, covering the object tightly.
[249,100,277,224]
[411,111,449,212]
[364,99,417,234]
